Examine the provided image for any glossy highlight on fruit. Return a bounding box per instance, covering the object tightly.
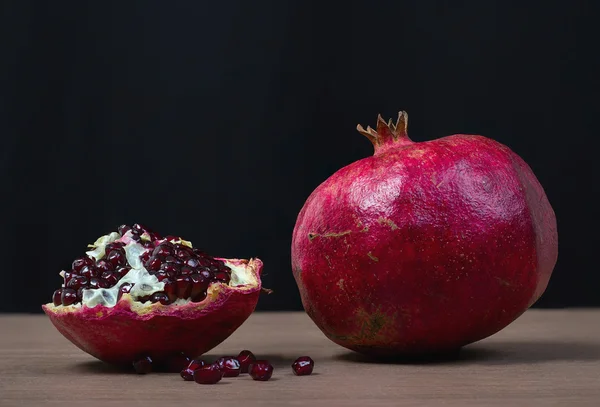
[236,349,256,373]
[42,224,264,366]
[194,363,223,384]
[292,111,558,356]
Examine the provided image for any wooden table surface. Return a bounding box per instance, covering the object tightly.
[1,310,599,406]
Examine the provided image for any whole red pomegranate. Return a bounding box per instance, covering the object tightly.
[42,224,264,367]
[292,112,557,356]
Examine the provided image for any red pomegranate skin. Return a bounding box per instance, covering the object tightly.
[42,258,263,366]
[291,112,557,356]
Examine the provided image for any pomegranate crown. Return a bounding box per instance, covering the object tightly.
[357,111,413,152]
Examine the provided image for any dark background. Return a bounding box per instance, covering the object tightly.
[0,1,597,312]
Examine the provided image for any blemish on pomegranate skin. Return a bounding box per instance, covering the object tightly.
[367,252,379,262]
[377,217,398,230]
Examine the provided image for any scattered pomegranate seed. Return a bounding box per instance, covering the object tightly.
[132,356,153,374]
[194,363,223,384]
[249,360,274,381]
[292,356,314,376]
[216,356,241,377]
[150,292,170,305]
[181,359,207,381]
[236,350,256,373]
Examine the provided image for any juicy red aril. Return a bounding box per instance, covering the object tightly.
[66,275,88,289]
[193,364,223,384]
[292,356,314,376]
[80,265,98,279]
[160,262,180,276]
[180,266,194,275]
[216,356,241,377]
[146,257,161,271]
[148,232,162,241]
[181,359,206,381]
[104,242,125,253]
[165,255,182,265]
[76,287,85,301]
[189,273,210,299]
[185,258,200,268]
[164,235,180,242]
[132,223,149,234]
[150,292,170,305]
[116,267,130,278]
[214,271,231,284]
[89,278,108,289]
[164,352,191,373]
[133,355,153,374]
[153,243,173,257]
[153,270,169,281]
[72,256,94,272]
[63,272,75,285]
[163,280,177,302]
[249,360,274,381]
[175,276,192,299]
[236,350,256,373]
[101,271,119,287]
[95,259,114,273]
[106,250,126,267]
[117,283,134,301]
[118,224,131,236]
[139,250,152,264]
[61,288,78,306]
[52,289,63,306]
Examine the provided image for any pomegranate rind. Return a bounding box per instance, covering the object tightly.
[42,258,263,365]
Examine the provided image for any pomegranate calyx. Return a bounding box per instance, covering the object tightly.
[356,111,413,153]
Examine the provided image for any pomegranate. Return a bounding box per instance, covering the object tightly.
[181,359,207,381]
[42,224,264,366]
[291,111,558,356]
[215,356,241,377]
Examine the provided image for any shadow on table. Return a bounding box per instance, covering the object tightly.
[73,354,300,375]
[335,340,600,366]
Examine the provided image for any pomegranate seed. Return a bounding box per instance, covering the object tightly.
[165,255,182,265]
[216,356,241,377]
[76,287,85,301]
[116,283,133,301]
[236,350,256,373]
[175,276,192,299]
[132,355,153,374]
[88,277,108,289]
[160,262,180,276]
[72,256,93,273]
[150,292,170,305]
[153,270,169,281]
[180,266,194,275]
[106,250,126,267]
[80,265,98,279]
[185,258,200,268]
[118,224,131,235]
[153,245,173,258]
[193,364,223,384]
[130,233,141,241]
[61,288,77,306]
[101,271,119,287]
[249,360,274,381]
[105,242,125,253]
[139,250,152,264]
[292,356,314,376]
[132,223,149,234]
[181,359,206,381]
[66,275,88,290]
[52,289,63,306]
[148,232,162,241]
[145,257,162,271]
[189,273,210,299]
[164,235,180,242]
[163,279,177,302]
[214,271,231,284]
[95,259,114,273]
[116,267,131,278]
[63,271,75,286]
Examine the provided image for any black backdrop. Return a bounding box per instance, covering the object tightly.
[1,1,597,312]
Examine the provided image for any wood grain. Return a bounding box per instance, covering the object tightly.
[1,310,599,406]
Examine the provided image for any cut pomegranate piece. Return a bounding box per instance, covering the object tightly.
[236,350,256,373]
[42,224,264,366]
[292,356,314,376]
[249,360,274,381]
[193,363,223,384]
[164,352,191,373]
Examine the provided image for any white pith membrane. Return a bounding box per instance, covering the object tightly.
[48,230,257,310]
